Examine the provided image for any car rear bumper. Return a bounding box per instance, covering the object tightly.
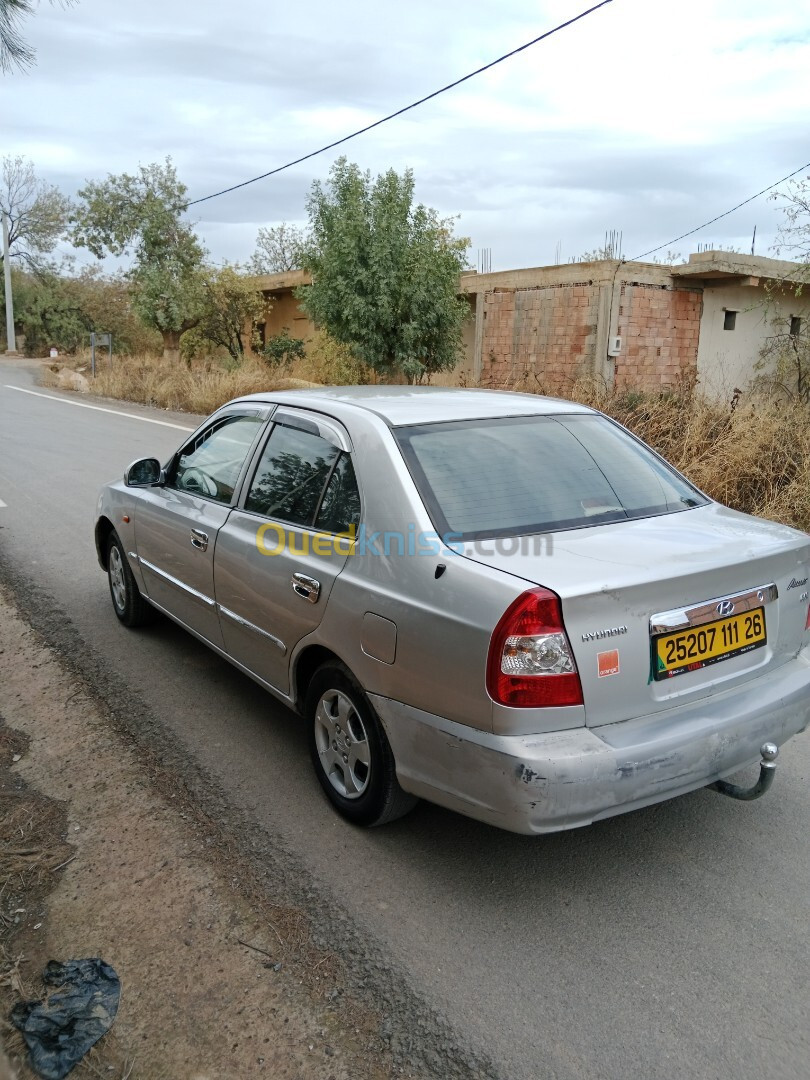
[370,652,810,834]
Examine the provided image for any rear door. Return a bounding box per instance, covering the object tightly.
[214,408,361,694]
[134,407,269,646]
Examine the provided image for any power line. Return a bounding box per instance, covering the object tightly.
[629,160,810,262]
[185,0,615,209]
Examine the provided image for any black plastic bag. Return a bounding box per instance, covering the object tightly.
[10,958,120,1080]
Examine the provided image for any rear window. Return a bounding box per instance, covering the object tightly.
[395,414,706,540]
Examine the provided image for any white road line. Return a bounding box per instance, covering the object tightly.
[0,499,6,508]
[3,385,195,432]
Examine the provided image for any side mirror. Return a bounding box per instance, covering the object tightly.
[124,457,163,487]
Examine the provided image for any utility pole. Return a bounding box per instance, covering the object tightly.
[2,211,17,355]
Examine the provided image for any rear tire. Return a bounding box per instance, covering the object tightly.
[107,531,153,628]
[306,663,417,827]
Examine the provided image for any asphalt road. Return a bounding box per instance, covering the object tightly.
[1,358,809,1080]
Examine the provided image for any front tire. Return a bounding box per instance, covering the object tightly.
[107,531,153,628]
[306,663,417,827]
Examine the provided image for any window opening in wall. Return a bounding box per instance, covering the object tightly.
[723,310,737,331]
[790,316,802,337]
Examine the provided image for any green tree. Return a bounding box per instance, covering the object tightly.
[1,0,76,73]
[190,264,266,365]
[71,267,162,355]
[71,158,205,361]
[297,158,470,383]
[0,156,72,269]
[1,264,86,356]
[0,262,161,357]
[250,223,305,274]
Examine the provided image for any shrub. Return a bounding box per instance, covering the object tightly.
[261,329,307,369]
[302,330,371,385]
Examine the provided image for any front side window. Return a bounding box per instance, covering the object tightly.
[169,414,264,504]
[395,414,705,540]
[245,422,361,533]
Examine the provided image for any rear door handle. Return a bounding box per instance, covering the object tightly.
[190,528,209,551]
[291,572,320,603]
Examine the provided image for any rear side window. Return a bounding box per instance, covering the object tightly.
[244,422,361,533]
[395,414,705,539]
[245,424,339,526]
[315,455,361,534]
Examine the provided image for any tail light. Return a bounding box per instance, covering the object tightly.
[487,587,583,708]
[805,604,810,631]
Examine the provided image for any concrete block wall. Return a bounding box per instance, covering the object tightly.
[615,283,701,389]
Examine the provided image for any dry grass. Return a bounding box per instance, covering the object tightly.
[41,352,321,415]
[505,371,810,533]
[0,720,142,1079]
[0,795,72,922]
[0,743,74,1073]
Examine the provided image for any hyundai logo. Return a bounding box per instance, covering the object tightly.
[716,600,735,617]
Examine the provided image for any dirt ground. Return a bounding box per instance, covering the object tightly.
[0,587,407,1080]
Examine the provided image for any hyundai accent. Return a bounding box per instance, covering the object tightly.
[95,388,810,833]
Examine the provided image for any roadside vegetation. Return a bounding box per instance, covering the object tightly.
[6,153,810,533]
[40,327,371,412]
[541,374,810,534]
[41,350,810,534]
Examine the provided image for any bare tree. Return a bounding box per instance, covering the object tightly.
[771,176,810,268]
[756,177,810,400]
[760,315,810,403]
[1,0,77,74]
[250,222,305,274]
[0,155,72,268]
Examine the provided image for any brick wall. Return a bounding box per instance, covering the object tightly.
[481,283,599,390]
[479,275,702,392]
[615,283,701,389]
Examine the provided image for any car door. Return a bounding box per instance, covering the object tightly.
[134,407,270,647]
[214,408,361,695]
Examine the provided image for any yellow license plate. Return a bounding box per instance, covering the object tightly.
[654,608,766,680]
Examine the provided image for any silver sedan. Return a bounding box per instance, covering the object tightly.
[95,388,810,833]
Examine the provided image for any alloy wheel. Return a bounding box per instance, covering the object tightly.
[109,545,127,612]
[313,688,371,799]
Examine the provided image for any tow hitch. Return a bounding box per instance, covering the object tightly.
[709,742,779,801]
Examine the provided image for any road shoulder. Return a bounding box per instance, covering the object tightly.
[0,586,398,1079]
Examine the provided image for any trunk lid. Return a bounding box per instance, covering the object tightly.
[461,503,810,727]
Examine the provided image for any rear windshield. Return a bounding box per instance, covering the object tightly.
[395,414,706,539]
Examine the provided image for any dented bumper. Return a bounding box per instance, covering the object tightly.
[370,653,810,835]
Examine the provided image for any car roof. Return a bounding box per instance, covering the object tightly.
[234,386,596,426]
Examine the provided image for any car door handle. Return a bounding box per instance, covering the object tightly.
[190,528,209,551]
[291,572,320,603]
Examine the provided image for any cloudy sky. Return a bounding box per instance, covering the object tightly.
[5,0,810,271]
